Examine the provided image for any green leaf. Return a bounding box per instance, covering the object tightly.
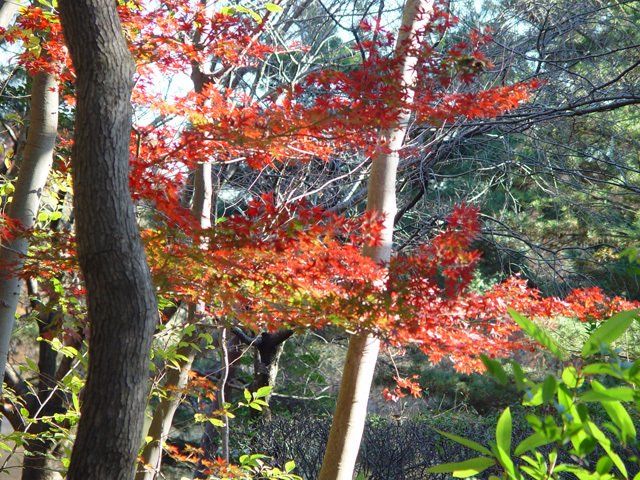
[582,309,639,358]
[239,453,269,466]
[265,2,282,12]
[255,386,272,398]
[556,384,574,413]
[481,355,508,385]
[620,247,638,263]
[51,277,65,295]
[580,387,635,402]
[524,384,543,406]
[235,5,262,22]
[584,420,627,478]
[508,309,565,360]
[561,366,583,388]
[285,460,295,472]
[582,363,620,377]
[37,211,49,222]
[26,357,39,373]
[434,430,492,456]
[601,400,636,446]
[496,407,512,457]
[514,432,555,456]
[427,457,496,477]
[207,418,224,427]
[596,456,613,475]
[511,361,526,390]
[243,389,251,402]
[541,375,557,404]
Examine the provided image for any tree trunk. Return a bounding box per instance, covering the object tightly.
[194,334,243,479]
[318,1,433,478]
[0,70,58,397]
[58,2,159,479]
[21,281,66,480]
[135,306,199,480]
[137,40,216,474]
[2,280,82,480]
[0,0,19,31]
[249,330,293,422]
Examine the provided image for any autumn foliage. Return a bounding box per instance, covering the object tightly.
[1,1,637,390]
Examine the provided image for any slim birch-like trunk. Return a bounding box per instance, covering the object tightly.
[136,5,215,472]
[318,1,433,478]
[0,0,20,31]
[0,71,58,396]
[135,160,212,480]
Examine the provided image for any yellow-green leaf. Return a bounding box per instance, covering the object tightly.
[582,309,638,358]
[427,457,496,477]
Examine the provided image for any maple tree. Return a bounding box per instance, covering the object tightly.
[0,1,638,479]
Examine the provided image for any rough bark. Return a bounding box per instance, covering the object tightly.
[318,1,433,478]
[58,2,159,479]
[0,71,58,397]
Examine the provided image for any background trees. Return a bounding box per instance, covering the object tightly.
[393,0,640,295]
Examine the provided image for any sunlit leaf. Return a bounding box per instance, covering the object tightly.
[508,309,565,360]
[427,457,496,477]
[582,309,639,358]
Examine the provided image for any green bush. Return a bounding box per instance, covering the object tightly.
[429,308,640,480]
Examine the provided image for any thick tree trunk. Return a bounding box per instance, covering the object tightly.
[0,71,58,396]
[58,2,159,480]
[318,1,433,478]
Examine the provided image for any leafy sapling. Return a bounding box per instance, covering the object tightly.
[428,308,640,480]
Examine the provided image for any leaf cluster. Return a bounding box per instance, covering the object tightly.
[429,309,640,480]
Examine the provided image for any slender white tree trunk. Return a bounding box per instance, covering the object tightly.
[0,0,20,30]
[0,71,58,396]
[136,5,215,471]
[135,306,200,480]
[318,1,433,478]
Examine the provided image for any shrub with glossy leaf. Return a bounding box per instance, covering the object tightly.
[428,308,640,480]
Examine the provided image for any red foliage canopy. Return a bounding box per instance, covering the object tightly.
[1,1,636,376]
